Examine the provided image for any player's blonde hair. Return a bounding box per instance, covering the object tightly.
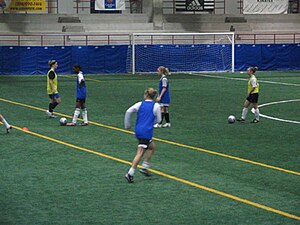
[144,88,157,100]
[158,66,170,75]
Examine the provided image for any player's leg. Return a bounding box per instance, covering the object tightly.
[47,96,56,118]
[251,101,260,123]
[67,100,81,126]
[162,106,171,128]
[125,147,145,183]
[238,100,250,122]
[154,105,164,128]
[81,101,88,125]
[139,141,155,176]
[0,114,12,133]
[47,94,60,118]
[51,96,61,111]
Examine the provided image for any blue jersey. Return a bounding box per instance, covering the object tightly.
[135,100,155,140]
[76,71,86,99]
[159,75,170,104]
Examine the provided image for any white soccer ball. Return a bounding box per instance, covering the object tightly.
[59,117,67,126]
[228,115,236,124]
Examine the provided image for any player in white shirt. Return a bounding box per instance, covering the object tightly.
[124,88,161,183]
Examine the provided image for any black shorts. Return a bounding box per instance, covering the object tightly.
[137,138,152,150]
[76,98,86,103]
[247,93,259,103]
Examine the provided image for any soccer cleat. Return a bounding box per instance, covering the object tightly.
[6,126,12,134]
[153,123,162,128]
[162,123,171,128]
[46,110,57,118]
[125,173,134,183]
[79,122,89,126]
[251,119,260,124]
[66,122,76,126]
[237,118,245,123]
[139,168,151,177]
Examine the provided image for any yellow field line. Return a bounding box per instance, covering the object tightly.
[0,97,299,176]
[2,123,299,221]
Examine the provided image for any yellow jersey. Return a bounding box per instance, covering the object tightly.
[248,75,259,94]
[47,68,58,94]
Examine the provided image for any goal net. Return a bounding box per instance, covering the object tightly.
[131,32,235,74]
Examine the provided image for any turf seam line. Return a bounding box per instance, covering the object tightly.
[0,97,299,177]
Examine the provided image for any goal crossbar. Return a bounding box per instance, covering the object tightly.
[131,32,235,74]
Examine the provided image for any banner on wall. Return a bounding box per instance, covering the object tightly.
[95,0,125,10]
[0,0,46,12]
[243,0,289,14]
[176,0,214,12]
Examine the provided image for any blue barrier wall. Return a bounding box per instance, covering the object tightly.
[0,44,299,75]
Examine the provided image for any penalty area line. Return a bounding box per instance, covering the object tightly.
[3,123,300,221]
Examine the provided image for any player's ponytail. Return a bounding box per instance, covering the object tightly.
[253,66,258,73]
[159,66,170,76]
[248,66,258,74]
[48,60,57,67]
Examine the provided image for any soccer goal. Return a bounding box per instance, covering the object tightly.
[131,32,235,74]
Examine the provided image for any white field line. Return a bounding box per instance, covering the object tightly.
[191,73,300,87]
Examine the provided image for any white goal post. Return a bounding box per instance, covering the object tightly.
[131,32,235,74]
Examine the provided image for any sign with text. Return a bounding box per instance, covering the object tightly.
[243,0,289,14]
[1,0,46,12]
[176,0,214,12]
[95,0,125,10]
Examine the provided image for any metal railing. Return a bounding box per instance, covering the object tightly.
[0,33,299,46]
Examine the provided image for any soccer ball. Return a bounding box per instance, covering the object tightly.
[59,117,67,126]
[228,115,236,124]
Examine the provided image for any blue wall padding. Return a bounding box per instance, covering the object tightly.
[0,44,299,75]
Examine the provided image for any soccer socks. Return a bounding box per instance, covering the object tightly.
[165,113,170,123]
[48,103,54,112]
[82,108,88,124]
[128,168,135,176]
[142,161,150,169]
[241,107,248,120]
[72,108,81,124]
[160,113,165,124]
[52,102,59,110]
[49,102,59,113]
[254,108,260,121]
[1,118,11,129]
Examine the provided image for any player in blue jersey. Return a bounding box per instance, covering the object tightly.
[66,65,88,126]
[124,88,161,183]
[0,113,12,133]
[154,66,171,128]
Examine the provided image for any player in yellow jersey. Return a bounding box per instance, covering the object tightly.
[0,113,12,133]
[237,67,260,123]
[46,60,61,118]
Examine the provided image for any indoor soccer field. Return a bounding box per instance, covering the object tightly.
[0,71,299,224]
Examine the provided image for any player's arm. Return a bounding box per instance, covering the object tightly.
[157,78,168,102]
[78,73,85,88]
[48,71,56,93]
[153,103,162,124]
[124,102,141,130]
